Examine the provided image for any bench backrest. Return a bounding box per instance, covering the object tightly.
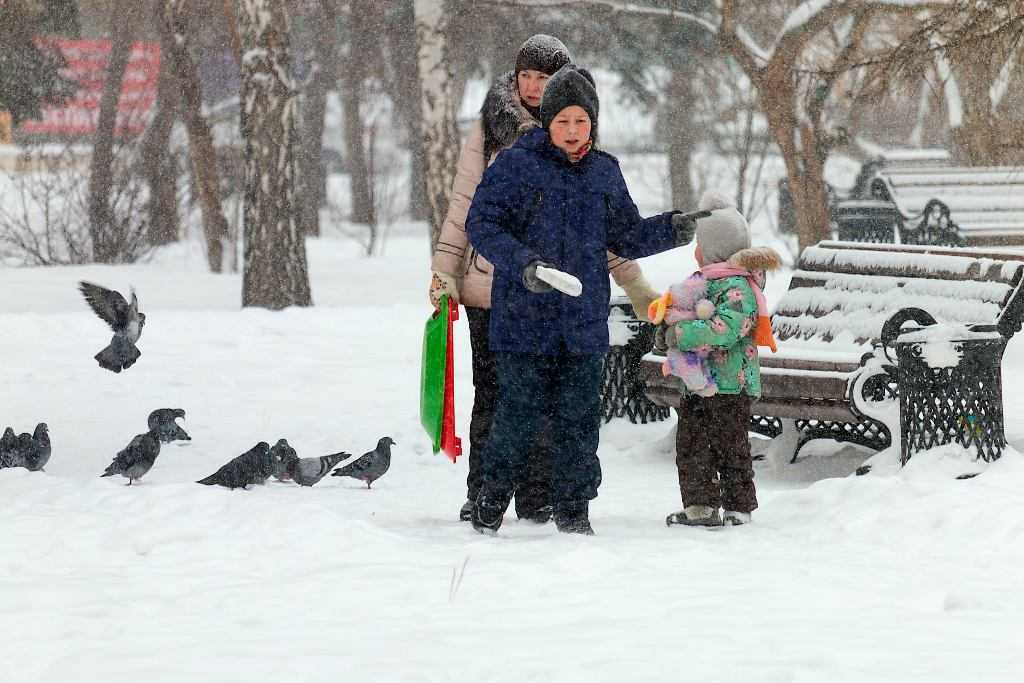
[871,166,1024,241]
[773,241,1024,346]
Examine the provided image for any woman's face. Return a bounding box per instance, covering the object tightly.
[548,105,592,156]
[517,69,549,108]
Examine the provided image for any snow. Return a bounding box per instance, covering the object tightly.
[3,228,1024,681]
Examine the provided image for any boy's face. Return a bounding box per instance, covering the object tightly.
[549,105,592,157]
[517,69,549,108]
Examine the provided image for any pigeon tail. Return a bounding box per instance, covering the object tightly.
[95,336,141,373]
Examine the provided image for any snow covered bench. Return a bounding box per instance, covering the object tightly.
[641,240,1024,461]
[836,166,1024,247]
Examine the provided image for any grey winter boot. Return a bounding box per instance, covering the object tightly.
[722,510,751,526]
[666,505,723,527]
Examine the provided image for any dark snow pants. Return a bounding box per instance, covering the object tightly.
[465,307,552,514]
[675,393,758,513]
[481,348,603,506]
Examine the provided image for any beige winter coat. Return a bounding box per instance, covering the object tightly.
[430,85,641,309]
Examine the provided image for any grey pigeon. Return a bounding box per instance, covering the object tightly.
[79,281,146,373]
[268,438,297,481]
[285,451,351,487]
[330,437,396,489]
[0,423,50,471]
[197,442,274,489]
[148,408,190,443]
[102,431,161,484]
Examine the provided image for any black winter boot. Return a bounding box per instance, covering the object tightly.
[554,501,594,535]
[519,504,553,524]
[459,499,475,522]
[472,488,513,535]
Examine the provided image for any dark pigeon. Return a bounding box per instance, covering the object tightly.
[148,409,190,443]
[0,423,50,471]
[102,431,161,485]
[331,437,395,489]
[79,281,146,373]
[268,439,297,481]
[197,442,274,489]
[286,451,351,487]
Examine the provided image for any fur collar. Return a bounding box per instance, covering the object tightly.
[728,247,783,272]
[480,71,539,160]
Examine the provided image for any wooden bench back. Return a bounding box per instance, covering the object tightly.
[773,241,1024,346]
[871,166,1024,243]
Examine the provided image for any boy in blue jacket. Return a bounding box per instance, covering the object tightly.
[466,64,699,535]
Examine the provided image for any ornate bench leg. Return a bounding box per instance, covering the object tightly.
[762,418,800,469]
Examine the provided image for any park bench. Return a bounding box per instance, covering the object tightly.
[641,240,1024,461]
[834,166,1024,247]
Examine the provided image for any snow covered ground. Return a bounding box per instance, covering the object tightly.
[3,226,1024,682]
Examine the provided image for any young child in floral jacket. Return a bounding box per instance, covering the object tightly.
[662,191,782,528]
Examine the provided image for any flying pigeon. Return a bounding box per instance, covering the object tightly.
[286,451,351,487]
[102,431,161,485]
[330,437,396,489]
[148,408,190,443]
[197,442,275,489]
[0,423,50,471]
[79,281,146,373]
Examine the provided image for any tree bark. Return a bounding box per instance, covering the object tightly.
[161,0,231,273]
[238,0,312,309]
[665,66,696,211]
[385,0,428,221]
[142,32,179,247]
[295,0,340,236]
[342,0,375,227]
[88,0,136,263]
[413,0,460,251]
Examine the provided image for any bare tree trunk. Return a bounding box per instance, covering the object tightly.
[385,0,428,221]
[237,0,312,309]
[296,0,340,236]
[666,66,696,211]
[162,0,231,273]
[142,27,179,247]
[413,0,460,251]
[88,0,136,263]
[342,0,375,226]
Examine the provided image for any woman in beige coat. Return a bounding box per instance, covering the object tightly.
[428,35,659,522]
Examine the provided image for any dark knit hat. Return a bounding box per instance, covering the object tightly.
[514,34,572,76]
[539,65,599,132]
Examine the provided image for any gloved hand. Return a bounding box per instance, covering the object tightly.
[429,270,460,309]
[671,210,710,246]
[522,260,555,293]
[619,273,660,323]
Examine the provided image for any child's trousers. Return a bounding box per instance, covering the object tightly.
[482,349,603,506]
[675,393,758,513]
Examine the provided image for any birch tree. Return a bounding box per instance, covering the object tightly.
[413,0,460,251]
[237,0,312,309]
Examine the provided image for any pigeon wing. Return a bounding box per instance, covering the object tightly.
[79,282,130,331]
[332,453,372,477]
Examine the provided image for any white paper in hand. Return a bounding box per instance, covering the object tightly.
[536,266,583,297]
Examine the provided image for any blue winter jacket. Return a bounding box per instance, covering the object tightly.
[466,127,680,355]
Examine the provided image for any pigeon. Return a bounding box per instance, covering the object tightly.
[331,436,396,488]
[285,451,351,487]
[0,423,50,471]
[79,281,146,373]
[102,431,161,485]
[148,408,190,443]
[268,438,297,481]
[197,442,275,489]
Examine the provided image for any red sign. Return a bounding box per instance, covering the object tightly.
[20,38,161,138]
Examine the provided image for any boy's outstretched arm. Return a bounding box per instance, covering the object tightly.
[604,164,696,259]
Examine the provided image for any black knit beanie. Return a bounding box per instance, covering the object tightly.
[514,34,572,76]
[539,65,599,133]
